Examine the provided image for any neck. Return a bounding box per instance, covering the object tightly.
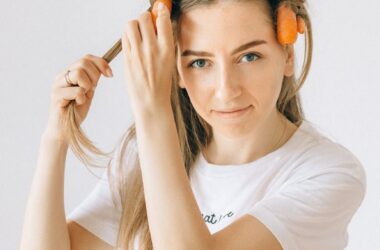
[203,110,298,165]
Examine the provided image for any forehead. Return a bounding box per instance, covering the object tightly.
[177,0,275,49]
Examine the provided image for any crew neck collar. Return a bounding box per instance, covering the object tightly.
[194,120,310,177]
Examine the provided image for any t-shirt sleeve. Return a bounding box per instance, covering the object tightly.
[66,170,122,246]
[247,164,366,250]
[66,136,138,247]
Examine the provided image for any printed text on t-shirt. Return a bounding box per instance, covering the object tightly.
[201,211,234,224]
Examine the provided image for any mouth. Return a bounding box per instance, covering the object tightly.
[215,105,252,113]
[213,105,253,118]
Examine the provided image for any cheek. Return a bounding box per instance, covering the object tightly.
[181,67,215,88]
[239,61,279,89]
[256,68,284,108]
[239,61,284,109]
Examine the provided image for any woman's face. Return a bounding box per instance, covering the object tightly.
[176,0,294,137]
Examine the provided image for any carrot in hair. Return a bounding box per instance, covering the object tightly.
[277,4,298,45]
[297,15,306,34]
[151,0,173,33]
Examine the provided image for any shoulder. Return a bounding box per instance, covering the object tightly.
[287,120,367,188]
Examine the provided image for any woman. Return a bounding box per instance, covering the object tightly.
[20,0,366,249]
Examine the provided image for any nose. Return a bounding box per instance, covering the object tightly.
[215,63,242,102]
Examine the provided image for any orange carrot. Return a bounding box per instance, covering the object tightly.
[297,16,306,34]
[277,4,298,45]
[151,0,173,33]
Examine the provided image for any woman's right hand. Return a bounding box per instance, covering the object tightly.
[43,54,113,143]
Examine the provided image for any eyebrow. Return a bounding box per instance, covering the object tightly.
[181,39,267,57]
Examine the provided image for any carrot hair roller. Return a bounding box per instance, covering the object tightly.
[277,3,306,45]
[102,0,173,63]
[151,0,173,34]
[296,15,306,34]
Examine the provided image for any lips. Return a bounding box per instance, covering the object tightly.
[215,105,251,113]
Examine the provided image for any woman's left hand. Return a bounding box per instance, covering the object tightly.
[121,4,175,117]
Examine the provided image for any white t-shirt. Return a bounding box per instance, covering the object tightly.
[67,120,366,250]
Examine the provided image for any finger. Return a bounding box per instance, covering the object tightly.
[56,68,92,92]
[53,86,87,108]
[63,68,93,93]
[155,2,174,49]
[121,28,131,57]
[75,88,95,107]
[86,88,95,100]
[83,54,113,78]
[73,58,103,86]
[138,11,157,51]
[125,20,142,56]
[53,55,112,90]
[53,70,85,91]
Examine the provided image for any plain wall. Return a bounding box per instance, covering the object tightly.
[1,0,379,249]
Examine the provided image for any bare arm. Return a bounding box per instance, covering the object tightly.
[19,54,113,250]
[67,220,114,250]
[20,133,115,250]
[19,133,71,250]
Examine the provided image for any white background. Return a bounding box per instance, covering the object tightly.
[0,0,379,249]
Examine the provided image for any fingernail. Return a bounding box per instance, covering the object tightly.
[106,68,113,77]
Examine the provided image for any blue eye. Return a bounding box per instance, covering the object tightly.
[188,59,208,69]
[241,53,260,63]
[187,52,260,69]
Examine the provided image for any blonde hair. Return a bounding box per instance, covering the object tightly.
[64,0,313,249]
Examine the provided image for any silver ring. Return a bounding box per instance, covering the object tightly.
[65,70,75,87]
